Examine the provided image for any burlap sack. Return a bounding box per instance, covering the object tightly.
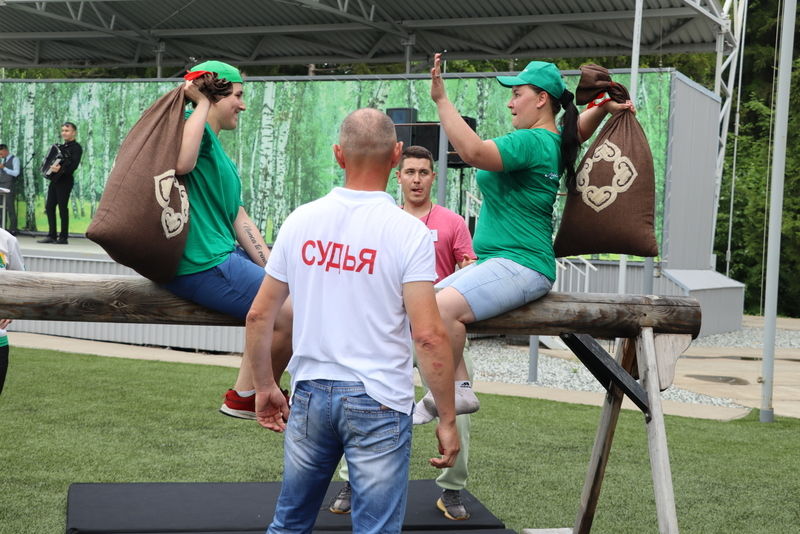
[553,66,658,258]
[86,87,189,282]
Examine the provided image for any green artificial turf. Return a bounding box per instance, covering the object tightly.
[1,347,798,533]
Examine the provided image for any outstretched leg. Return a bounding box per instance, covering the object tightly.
[436,287,474,382]
[234,298,293,390]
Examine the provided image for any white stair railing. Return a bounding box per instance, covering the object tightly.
[463,191,481,225]
[555,256,598,293]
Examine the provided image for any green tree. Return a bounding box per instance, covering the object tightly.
[716,58,799,316]
[713,0,800,316]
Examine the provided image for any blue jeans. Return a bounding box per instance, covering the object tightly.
[268,380,412,534]
[163,248,265,320]
[435,257,553,321]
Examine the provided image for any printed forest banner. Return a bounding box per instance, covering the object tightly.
[0,71,670,245]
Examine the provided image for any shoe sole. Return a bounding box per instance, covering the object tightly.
[328,506,351,514]
[436,497,470,521]
[219,404,257,420]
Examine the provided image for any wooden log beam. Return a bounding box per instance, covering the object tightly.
[0,272,701,337]
[470,291,701,338]
[0,271,241,326]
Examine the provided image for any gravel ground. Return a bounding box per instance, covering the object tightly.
[690,326,800,349]
[465,326,798,408]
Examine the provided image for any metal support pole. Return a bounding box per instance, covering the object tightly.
[629,0,643,105]
[620,0,643,296]
[726,2,749,277]
[714,32,724,95]
[401,34,415,75]
[155,41,165,78]
[761,0,796,423]
[643,258,654,294]
[437,125,448,206]
[528,336,539,383]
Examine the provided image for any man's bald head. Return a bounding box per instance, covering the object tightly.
[338,108,398,162]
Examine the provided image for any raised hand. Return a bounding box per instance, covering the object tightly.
[430,52,448,104]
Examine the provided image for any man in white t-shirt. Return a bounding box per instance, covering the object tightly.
[331,145,478,520]
[246,108,458,534]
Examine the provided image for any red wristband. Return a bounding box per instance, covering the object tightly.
[587,92,611,109]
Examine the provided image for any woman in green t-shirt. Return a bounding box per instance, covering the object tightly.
[415,54,631,423]
[164,61,293,421]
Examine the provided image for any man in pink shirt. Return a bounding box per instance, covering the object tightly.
[329,145,477,521]
[397,145,476,283]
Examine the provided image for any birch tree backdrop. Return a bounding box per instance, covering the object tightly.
[0,71,669,244]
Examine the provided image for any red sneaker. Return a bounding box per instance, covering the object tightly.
[219,389,256,420]
[219,389,291,420]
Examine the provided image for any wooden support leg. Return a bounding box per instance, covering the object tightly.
[573,338,637,534]
[637,327,680,534]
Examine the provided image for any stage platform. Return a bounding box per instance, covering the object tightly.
[66,479,514,533]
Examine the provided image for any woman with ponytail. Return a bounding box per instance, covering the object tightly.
[415,54,631,423]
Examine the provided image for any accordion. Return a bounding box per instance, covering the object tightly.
[40,144,64,180]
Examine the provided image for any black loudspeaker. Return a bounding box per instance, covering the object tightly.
[386,109,478,169]
[446,116,477,168]
[410,122,440,158]
[387,108,417,149]
[410,117,477,168]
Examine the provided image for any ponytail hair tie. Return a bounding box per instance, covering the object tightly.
[559,90,574,108]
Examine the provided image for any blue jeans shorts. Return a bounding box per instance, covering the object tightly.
[163,248,265,320]
[435,257,553,321]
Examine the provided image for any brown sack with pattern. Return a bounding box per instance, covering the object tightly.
[86,87,190,282]
[553,66,658,258]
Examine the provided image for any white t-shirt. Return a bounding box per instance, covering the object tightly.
[0,228,24,338]
[266,187,436,414]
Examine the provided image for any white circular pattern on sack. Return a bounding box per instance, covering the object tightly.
[154,169,189,239]
[576,139,638,212]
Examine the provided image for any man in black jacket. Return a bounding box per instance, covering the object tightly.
[38,122,83,245]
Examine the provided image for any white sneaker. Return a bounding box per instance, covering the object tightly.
[412,385,481,425]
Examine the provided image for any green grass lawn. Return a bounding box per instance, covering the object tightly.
[14,196,93,235]
[1,347,798,533]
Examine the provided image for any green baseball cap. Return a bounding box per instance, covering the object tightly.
[188,60,243,83]
[496,61,566,99]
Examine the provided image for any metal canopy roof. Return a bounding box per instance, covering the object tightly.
[0,0,735,73]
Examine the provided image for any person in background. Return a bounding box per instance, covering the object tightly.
[247,109,458,534]
[0,144,21,235]
[0,227,25,394]
[38,122,83,245]
[329,145,477,520]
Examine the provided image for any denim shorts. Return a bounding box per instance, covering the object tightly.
[162,248,265,320]
[435,257,553,321]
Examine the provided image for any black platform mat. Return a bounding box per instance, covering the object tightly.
[66,480,509,533]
